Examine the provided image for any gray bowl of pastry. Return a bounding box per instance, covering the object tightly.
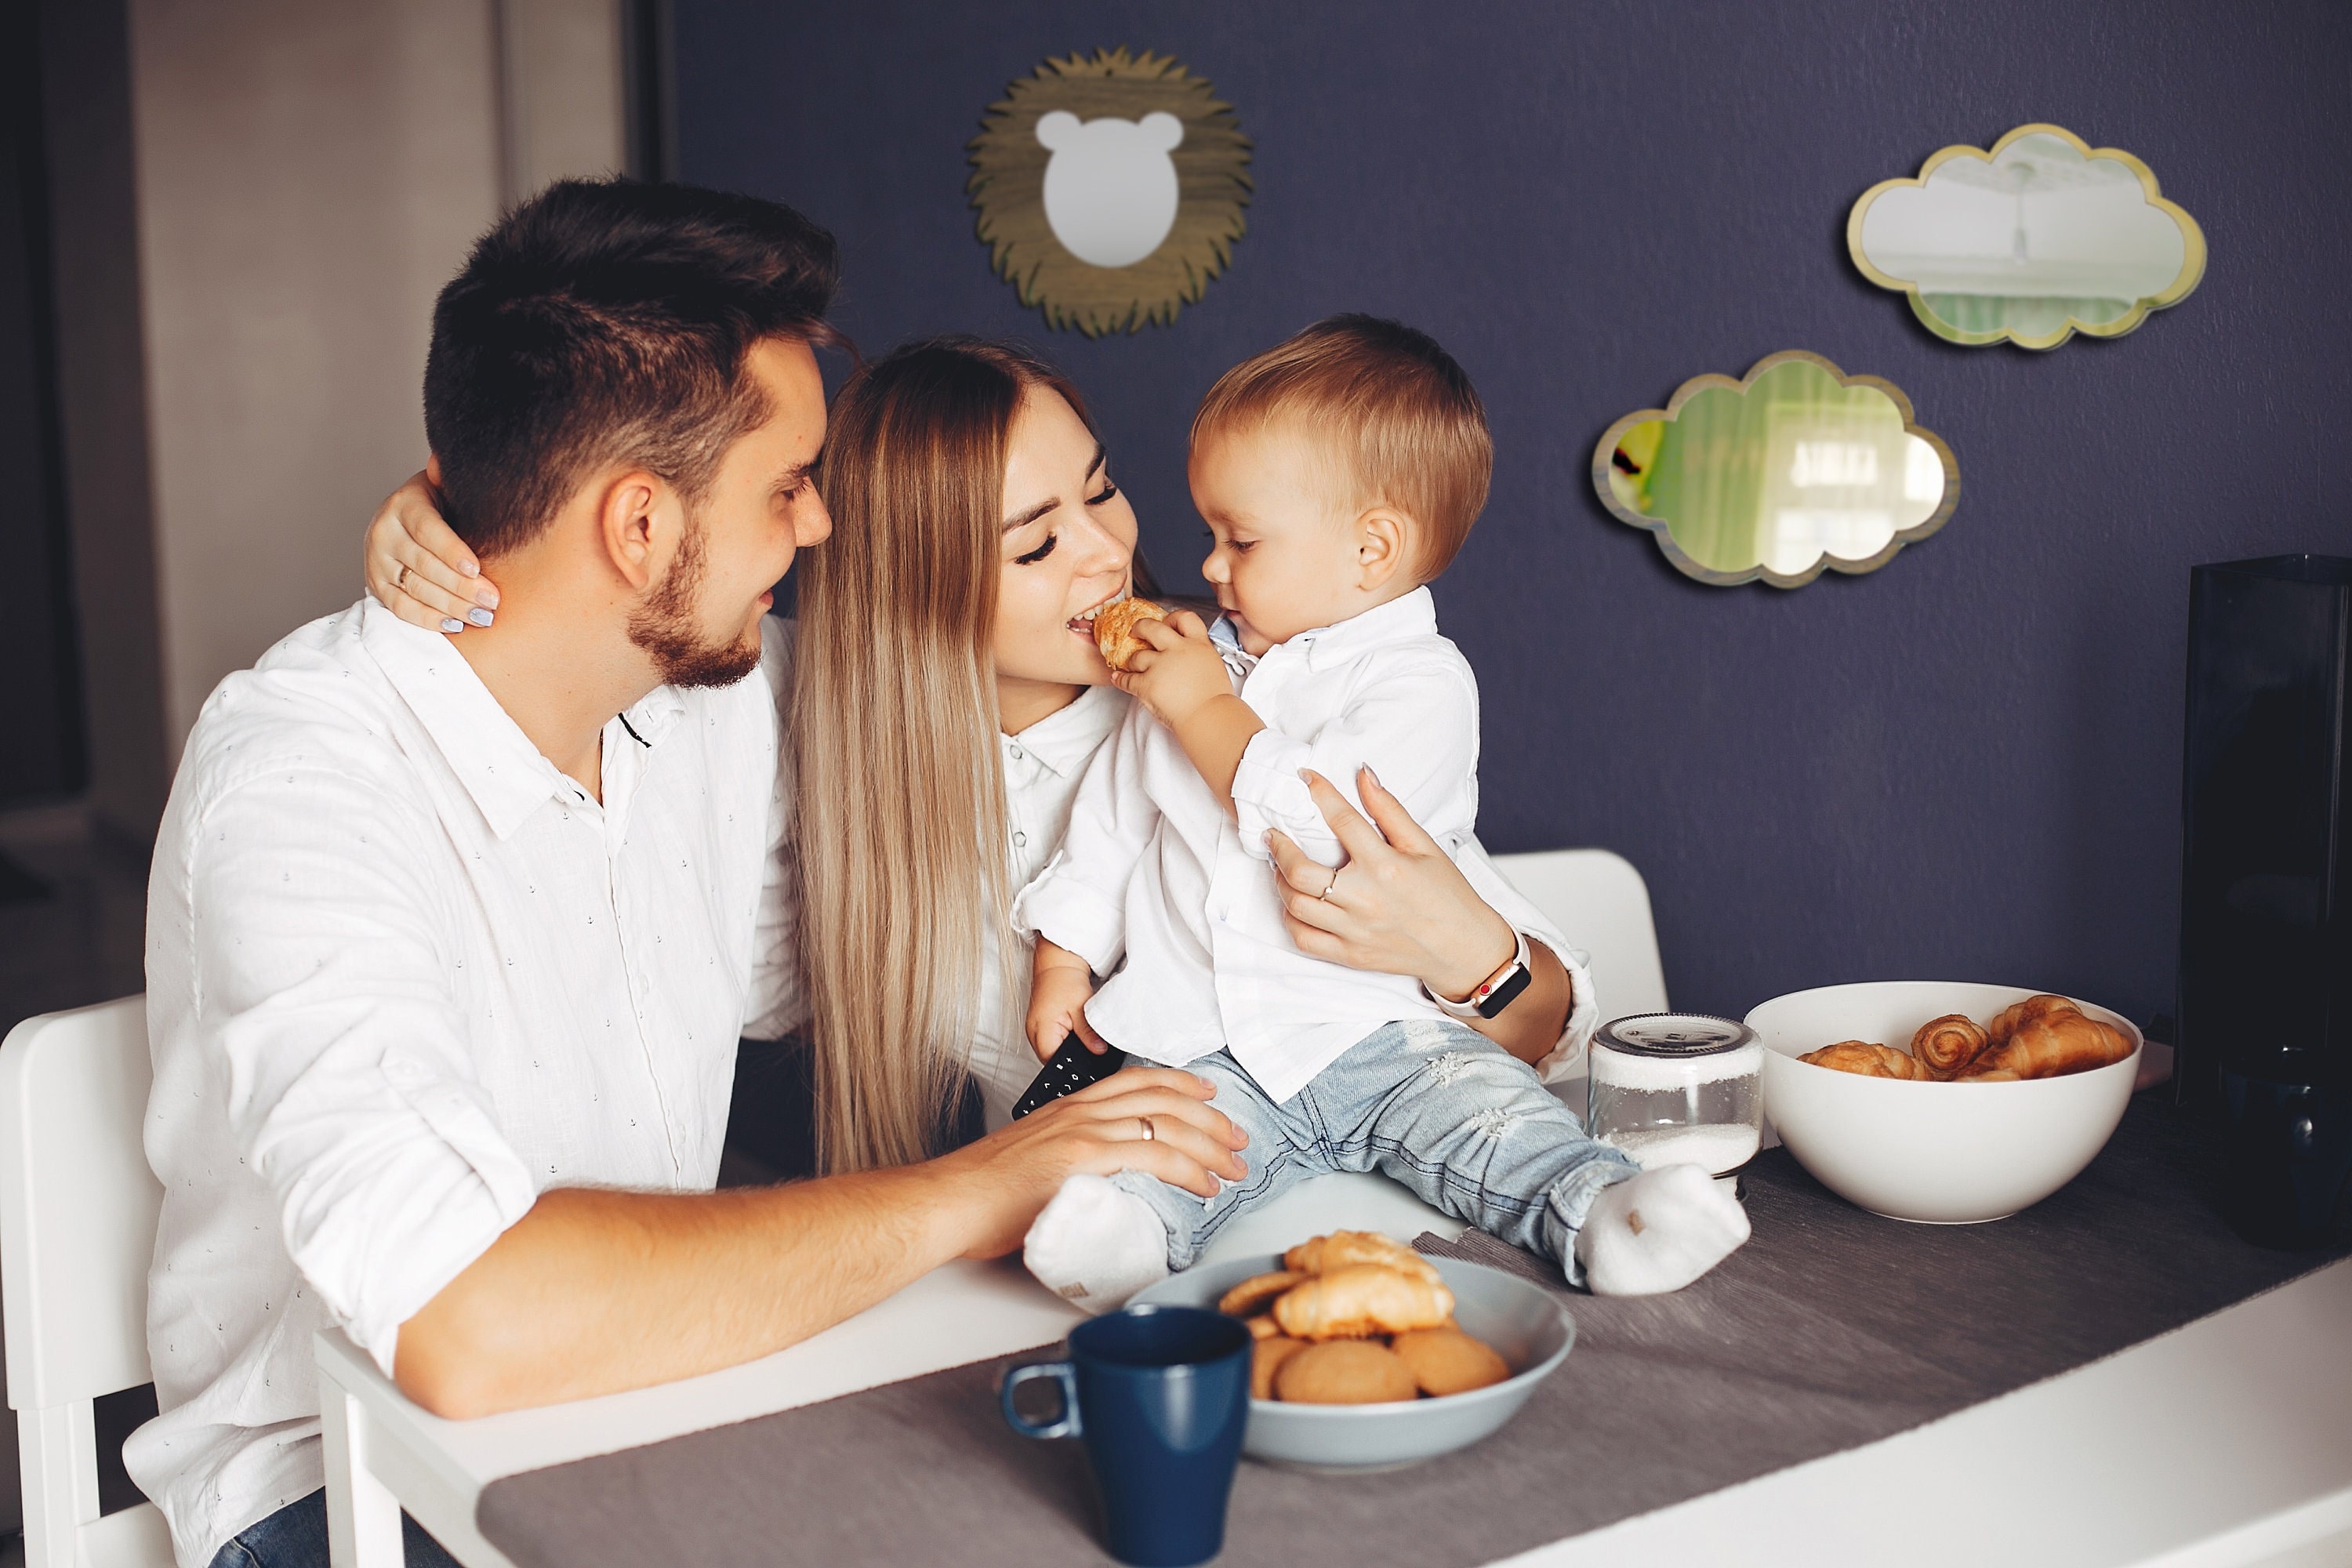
[1127,1253,1573,1473]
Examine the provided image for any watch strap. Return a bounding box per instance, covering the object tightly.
[1426,928,1533,1021]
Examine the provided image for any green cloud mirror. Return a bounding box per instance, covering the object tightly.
[1849,123,2204,349]
[1592,351,1958,589]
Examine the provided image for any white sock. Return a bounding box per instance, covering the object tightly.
[1573,1163,1751,1297]
[1022,1174,1170,1315]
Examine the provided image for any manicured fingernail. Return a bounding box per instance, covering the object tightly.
[1363,767,1381,788]
[440,617,463,633]
[460,560,480,577]
[466,607,494,626]
[474,583,499,608]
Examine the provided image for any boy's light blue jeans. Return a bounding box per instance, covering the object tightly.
[1112,1018,1639,1283]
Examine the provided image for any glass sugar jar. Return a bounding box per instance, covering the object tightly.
[1586,1013,1765,1178]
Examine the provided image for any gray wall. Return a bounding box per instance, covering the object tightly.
[673,0,2352,1025]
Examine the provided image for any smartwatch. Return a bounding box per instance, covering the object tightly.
[1426,928,1534,1021]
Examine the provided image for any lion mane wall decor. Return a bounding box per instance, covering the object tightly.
[968,48,1252,336]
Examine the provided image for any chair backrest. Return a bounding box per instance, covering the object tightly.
[1,996,173,1567]
[1490,848,1671,1018]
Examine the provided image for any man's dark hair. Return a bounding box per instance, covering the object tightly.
[423,178,841,557]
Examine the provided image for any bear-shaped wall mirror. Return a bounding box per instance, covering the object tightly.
[970,49,1251,336]
[1592,351,1958,589]
[1848,124,2205,349]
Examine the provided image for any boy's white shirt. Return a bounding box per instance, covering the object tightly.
[1011,586,1594,1103]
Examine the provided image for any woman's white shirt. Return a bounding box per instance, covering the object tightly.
[965,684,1131,1124]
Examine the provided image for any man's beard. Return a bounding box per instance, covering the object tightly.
[627,516,764,689]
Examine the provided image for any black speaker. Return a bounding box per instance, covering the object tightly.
[2178,554,2352,1247]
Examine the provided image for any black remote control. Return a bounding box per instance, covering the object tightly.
[1011,1033,1127,1120]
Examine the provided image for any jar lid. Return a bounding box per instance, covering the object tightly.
[1594,1013,1757,1058]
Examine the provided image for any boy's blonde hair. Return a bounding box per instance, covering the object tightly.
[1190,314,1492,578]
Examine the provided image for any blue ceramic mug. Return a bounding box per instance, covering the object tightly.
[1000,1305,1252,1567]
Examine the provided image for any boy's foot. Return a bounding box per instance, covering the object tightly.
[1573,1163,1751,1296]
[1022,1173,1171,1314]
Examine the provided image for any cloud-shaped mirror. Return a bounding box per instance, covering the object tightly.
[1849,124,2204,349]
[1592,351,1958,589]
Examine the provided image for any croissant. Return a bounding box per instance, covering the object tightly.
[1282,1230,1441,1284]
[1911,1013,1991,1079]
[1272,1264,1454,1341]
[1986,993,2079,1050]
[1217,1271,1305,1317]
[1963,1011,2132,1080]
[1091,597,1167,673]
[1798,1041,1926,1080]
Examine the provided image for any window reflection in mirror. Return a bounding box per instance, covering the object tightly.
[1594,352,1958,589]
[1849,124,2204,349]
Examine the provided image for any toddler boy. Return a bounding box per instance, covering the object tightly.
[1012,317,1748,1309]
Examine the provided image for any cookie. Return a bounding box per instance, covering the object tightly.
[1251,1335,1307,1400]
[1272,1339,1417,1405]
[1390,1327,1511,1396]
[1217,1271,1304,1319]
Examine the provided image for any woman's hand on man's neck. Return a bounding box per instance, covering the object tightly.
[450,546,669,804]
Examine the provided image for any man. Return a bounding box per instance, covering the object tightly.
[130,180,1247,1568]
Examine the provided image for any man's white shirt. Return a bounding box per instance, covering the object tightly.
[129,597,799,1567]
[1011,588,1594,1105]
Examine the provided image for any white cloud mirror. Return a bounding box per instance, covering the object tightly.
[1849,124,2205,349]
[1592,352,1958,589]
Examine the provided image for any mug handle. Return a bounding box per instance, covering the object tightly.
[1000,1360,1082,1440]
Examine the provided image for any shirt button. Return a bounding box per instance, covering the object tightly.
[1008,746,1025,761]
[1012,831,1027,848]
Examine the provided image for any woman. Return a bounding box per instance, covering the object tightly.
[365,336,1592,1177]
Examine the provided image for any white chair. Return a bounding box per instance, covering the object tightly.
[1198,847,1667,1262]
[1489,847,1670,1017]
[0,996,174,1567]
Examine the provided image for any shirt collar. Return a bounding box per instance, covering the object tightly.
[1271,586,1440,673]
[1003,684,1125,779]
[357,596,687,840]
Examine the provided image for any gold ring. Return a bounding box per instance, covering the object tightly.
[395,563,409,590]
[1138,1116,1155,1142]
[1319,869,1340,901]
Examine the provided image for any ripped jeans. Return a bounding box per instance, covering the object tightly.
[1112,1019,1639,1284]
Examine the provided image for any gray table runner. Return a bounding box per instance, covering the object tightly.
[477,1097,2347,1567]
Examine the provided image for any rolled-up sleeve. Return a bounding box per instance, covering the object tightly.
[1231,656,1480,869]
[1009,705,1157,975]
[1453,836,1600,1084]
[193,769,538,1379]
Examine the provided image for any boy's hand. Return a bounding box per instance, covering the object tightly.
[1115,612,1232,728]
[1028,940,1111,1060]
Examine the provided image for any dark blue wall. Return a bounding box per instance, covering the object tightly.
[675,0,2352,1022]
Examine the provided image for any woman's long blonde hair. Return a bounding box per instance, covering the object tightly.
[795,336,1095,1174]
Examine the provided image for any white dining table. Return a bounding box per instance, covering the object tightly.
[313,1161,2352,1568]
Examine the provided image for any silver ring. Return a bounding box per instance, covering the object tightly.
[395,563,409,590]
[1138,1116,1156,1142]
[1318,868,1341,902]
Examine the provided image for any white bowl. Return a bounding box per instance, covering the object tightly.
[1129,1254,1573,1472]
[1748,982,2142,1224]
